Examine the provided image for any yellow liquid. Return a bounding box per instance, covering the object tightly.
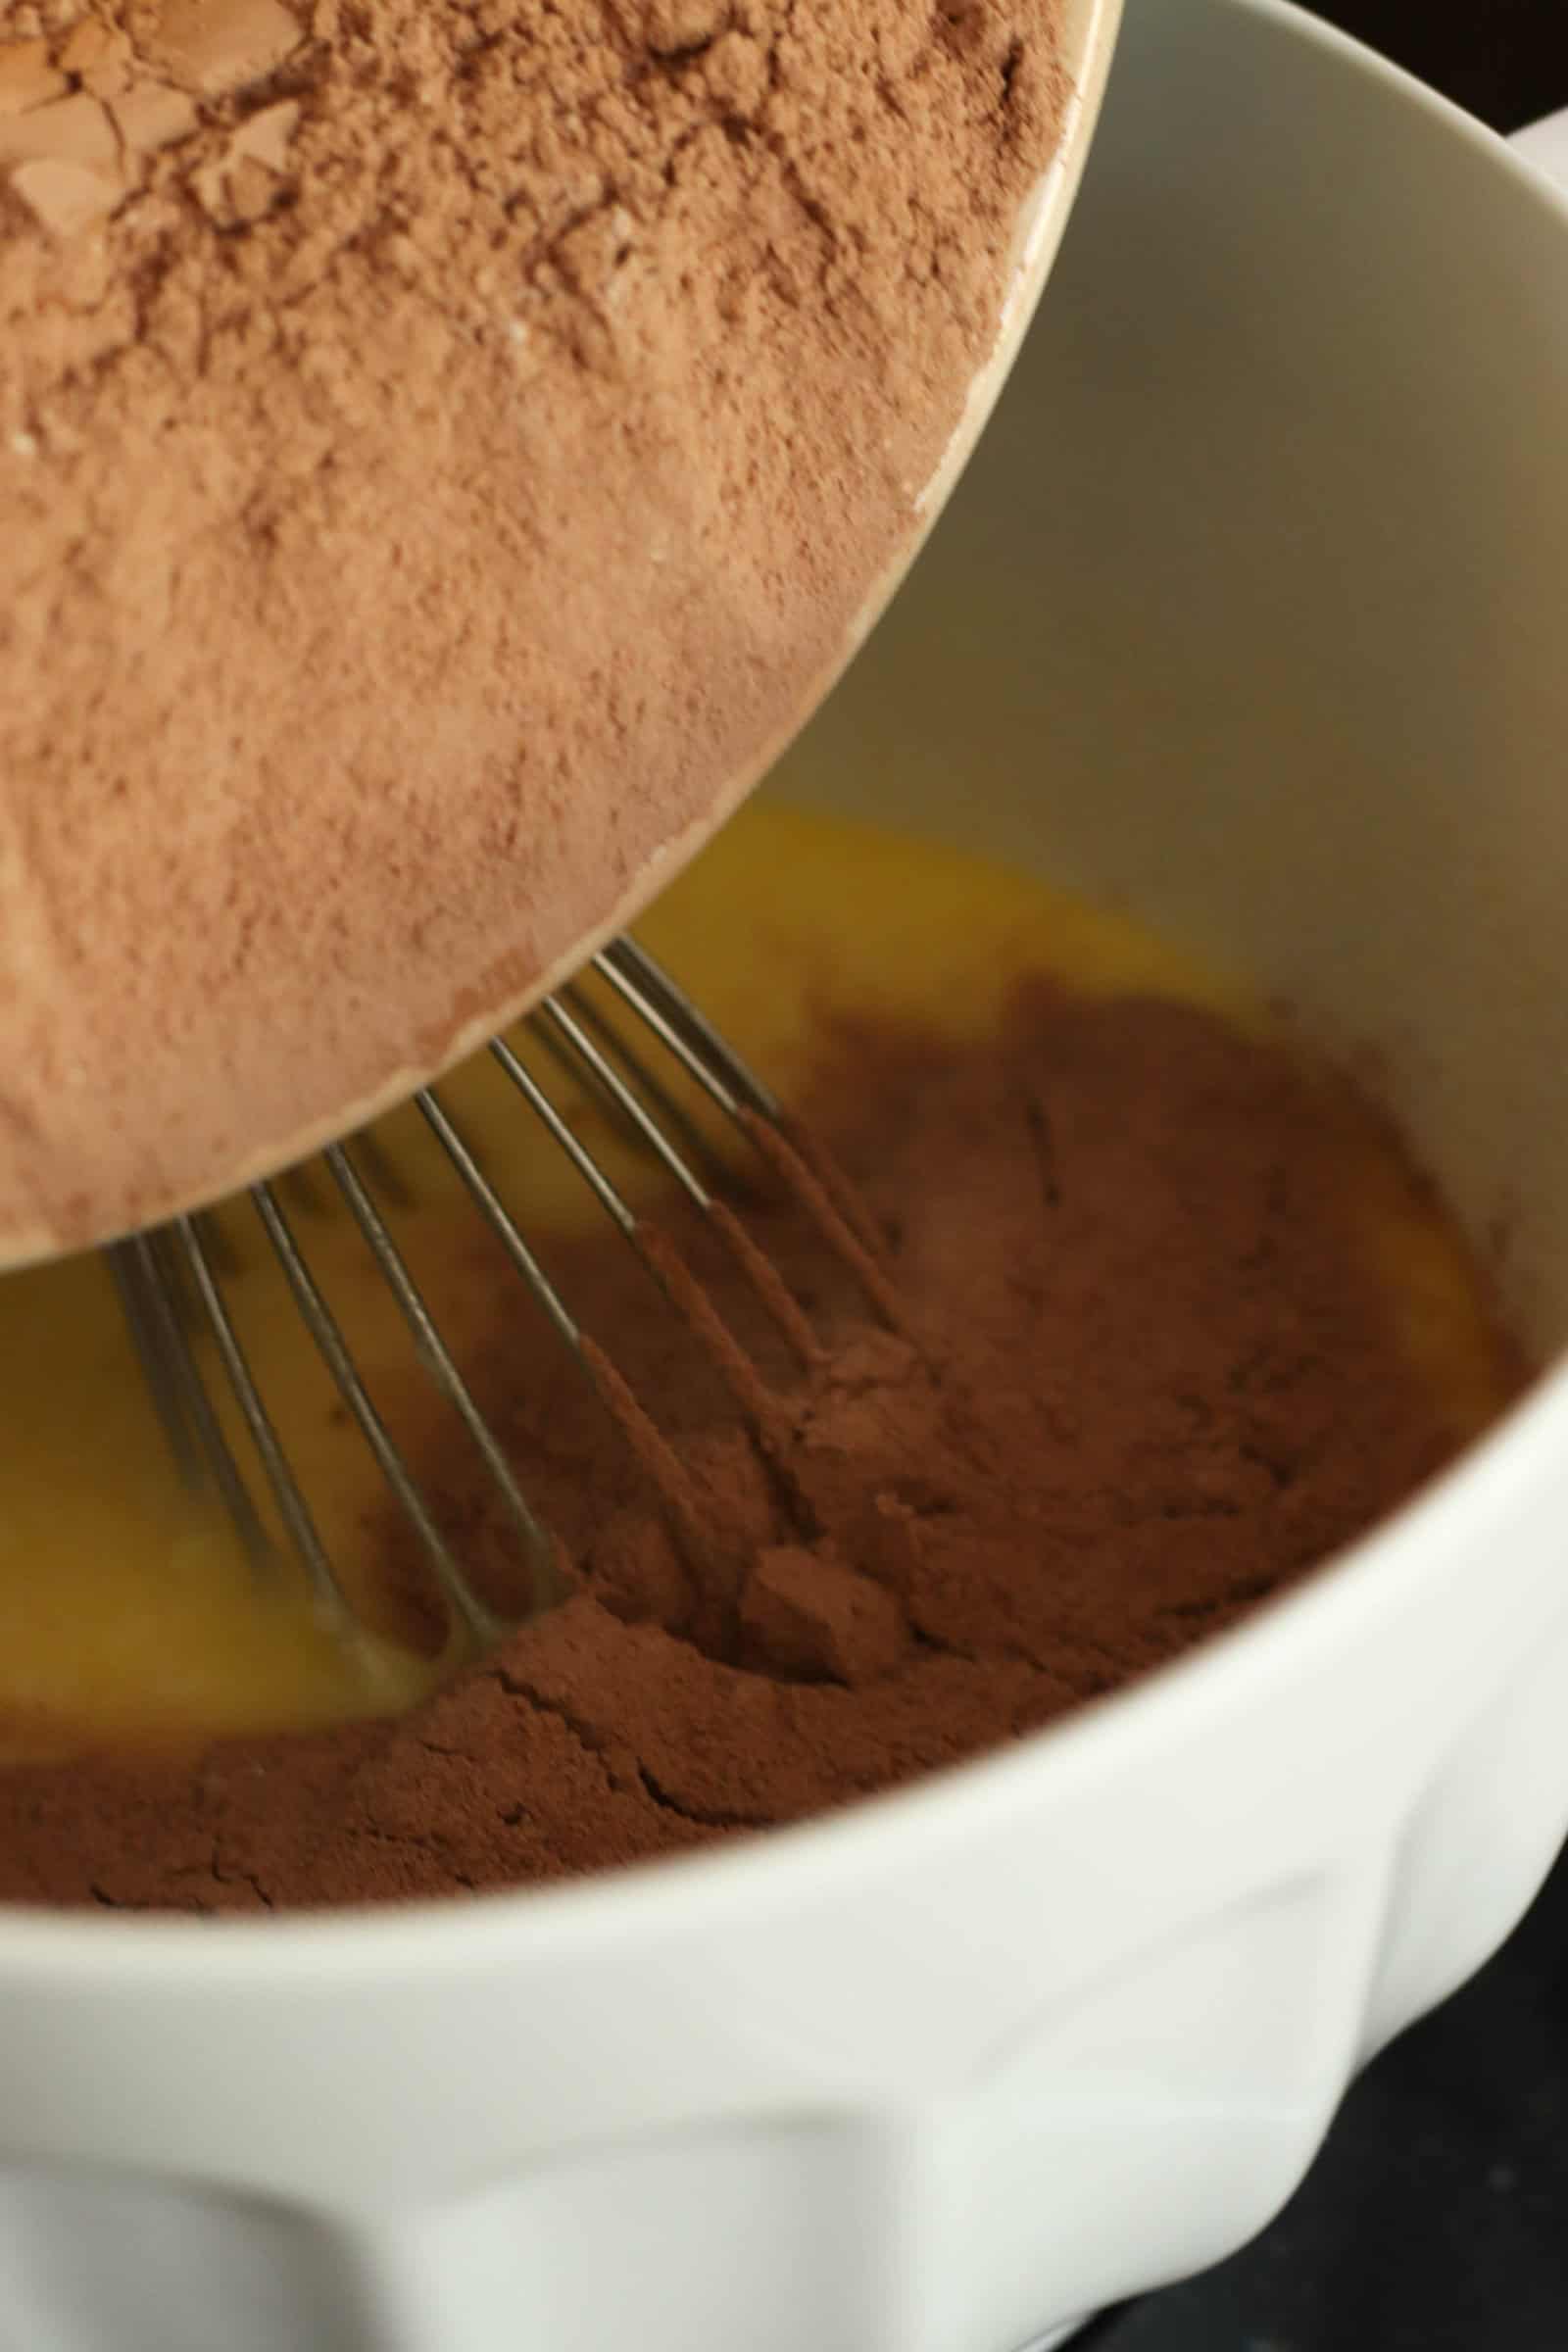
[0,803,1515,1754]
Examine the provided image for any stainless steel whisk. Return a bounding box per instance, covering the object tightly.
[106,937,843,1659]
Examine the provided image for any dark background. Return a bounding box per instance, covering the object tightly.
[1307,0,1567,130]
[1083,6,1568,2351]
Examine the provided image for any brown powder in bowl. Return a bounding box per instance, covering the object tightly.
[0,0,1068,1264]
[0,982,1524,1912]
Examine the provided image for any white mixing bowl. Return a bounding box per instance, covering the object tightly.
[3,4,1566,2347]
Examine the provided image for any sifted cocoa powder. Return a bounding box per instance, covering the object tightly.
[0,981,1523,1912]
[0,0,1067,1261]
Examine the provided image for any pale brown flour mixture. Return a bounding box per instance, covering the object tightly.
[0,0,1067,1263]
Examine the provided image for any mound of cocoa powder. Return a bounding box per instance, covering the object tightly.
[0,0,1067,1259]
[0,982,1522,1912]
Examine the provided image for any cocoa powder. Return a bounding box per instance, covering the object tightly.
[0,981,1522,1912]
[0,0,1067,1261]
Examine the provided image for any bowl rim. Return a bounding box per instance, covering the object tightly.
[6,0,1567,1980]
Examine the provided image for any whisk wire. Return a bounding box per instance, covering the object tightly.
[112,1230,275,1569]
[107,1236,204,1489]
[597,938,781,1118]
[170,1213,339,1609]
[519,1004,712,1213]
[108,938,836,1652]
[558,977,734,1188]
[413,1083,584,1359]
[250,1179,502,1650]
[593,943,747,1121]
[323,1140,553,1611]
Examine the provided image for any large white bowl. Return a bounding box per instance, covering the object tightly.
[3,4,1567,2347]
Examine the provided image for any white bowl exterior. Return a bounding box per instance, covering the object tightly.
[3,2,1568,2346]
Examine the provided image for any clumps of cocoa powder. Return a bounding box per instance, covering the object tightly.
[738,1546,909,1685]
[0,0,1068,1261]
[0,981,1524,1912]
[0,1,300,237]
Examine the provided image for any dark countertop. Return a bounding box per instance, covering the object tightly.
[1086,1856,1568,2350]
[1086,5,1568,2348]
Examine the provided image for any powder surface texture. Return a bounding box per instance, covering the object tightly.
[0,983,1518,1913]
[0,0,1065,1263]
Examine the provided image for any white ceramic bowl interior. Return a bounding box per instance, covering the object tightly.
[2,4,1566,2348]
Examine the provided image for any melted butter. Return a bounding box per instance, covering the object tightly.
[0,802,1517,1754]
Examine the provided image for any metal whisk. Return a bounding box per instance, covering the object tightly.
[106,937,866,1660]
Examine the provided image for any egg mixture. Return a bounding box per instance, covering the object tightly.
[0,804,1516,1757]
